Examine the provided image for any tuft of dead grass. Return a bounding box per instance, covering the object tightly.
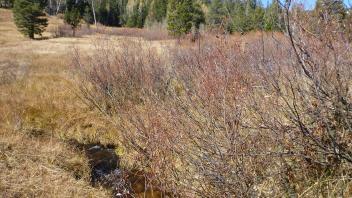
[0,129,111,197]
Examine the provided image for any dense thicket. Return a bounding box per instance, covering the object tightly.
[73,2,352,195]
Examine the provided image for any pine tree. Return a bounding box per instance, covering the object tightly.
[228,0,268,33]
[251,1,264,30]
[126,0,149,28]
[166,0,178,34]
[13,0,48,39]
[264,0,283,31]
[245,0,256,15]
[207,0,226,29]
[119,0,129,25]
[191,1,204,41]
[231,0,247,33]
[243,0,257,31]
[64,0,86,36]
[137,0,149,28]
[126,0,139,27]
[83,6,93,27]
[107,0,121,26]
[192,1,205,31]
[149,0,168,22]
[65,7,81,36]
[167,0,194,37]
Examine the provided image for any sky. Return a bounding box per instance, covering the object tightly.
[261,0,352,10]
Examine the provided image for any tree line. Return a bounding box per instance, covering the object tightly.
[7,0,352,39]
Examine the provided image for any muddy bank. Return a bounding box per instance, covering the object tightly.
[68,140,169,197]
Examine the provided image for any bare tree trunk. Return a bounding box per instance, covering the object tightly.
[91,0,97,28]
[49,0,52,15]
[29,31,34,39]
[56,0,61,15]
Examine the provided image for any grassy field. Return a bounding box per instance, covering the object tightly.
[1,7,351,197]
[0,8,116,197]
[0,7,181,197]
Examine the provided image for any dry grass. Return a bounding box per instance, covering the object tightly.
[0,130,110,197]
[0,8,116,197]
[2,6,351,197]
[0,7,179,197]
[106,27,171,41]
[73,15,352,196]
[0,8,25,44]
